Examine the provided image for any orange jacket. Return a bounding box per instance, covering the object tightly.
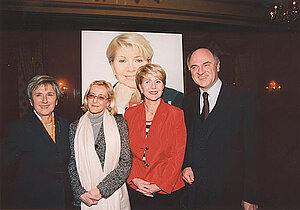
[124,99,186,194]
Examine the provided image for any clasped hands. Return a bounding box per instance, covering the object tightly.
[132,178,160,197]
[79,187,102,207]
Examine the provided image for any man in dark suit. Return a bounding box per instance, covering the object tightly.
[182,48,258,209]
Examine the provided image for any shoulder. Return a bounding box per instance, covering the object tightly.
[114,114,127,125]
[10,112,35,130]
[70,120,79,131]
[223,85,256,100]
[124,103,143,117]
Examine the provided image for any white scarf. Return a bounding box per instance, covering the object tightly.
[74,109,130,210]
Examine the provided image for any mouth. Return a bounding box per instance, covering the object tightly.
[197,75,208,80]
[124,75,136,80]
[40,105,50,109]
[149,91,158,95]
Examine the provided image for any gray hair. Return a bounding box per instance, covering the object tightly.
[27,75,61,100]
[187,47,219,70]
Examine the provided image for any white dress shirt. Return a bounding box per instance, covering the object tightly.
[199,78,222,114]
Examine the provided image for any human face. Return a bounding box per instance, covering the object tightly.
[29,84,58,120]
[87,85,109,116]
[140,74,164,102]
[189,48,220,91]
[110,45,149,88]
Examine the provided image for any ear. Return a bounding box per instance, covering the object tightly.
[29,99,33,106]
[55,99,58,106]
[217,60,221,72]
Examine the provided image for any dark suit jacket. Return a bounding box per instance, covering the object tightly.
[1,111,71,209]
[162,86,184,109]
[183,85,258,208]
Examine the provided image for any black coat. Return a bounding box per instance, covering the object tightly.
[1,111,72,209]
[183,85,258,208]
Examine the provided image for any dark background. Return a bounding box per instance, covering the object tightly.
[1,4,300,208]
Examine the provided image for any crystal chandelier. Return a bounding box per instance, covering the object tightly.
[270,1,299,23]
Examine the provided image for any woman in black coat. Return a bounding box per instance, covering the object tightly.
[1,75,72,209]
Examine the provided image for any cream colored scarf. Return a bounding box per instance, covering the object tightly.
[74,109,130,210]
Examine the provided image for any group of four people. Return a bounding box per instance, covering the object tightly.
[1,43,258,209]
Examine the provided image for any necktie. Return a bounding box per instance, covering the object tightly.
[202,92,209,121]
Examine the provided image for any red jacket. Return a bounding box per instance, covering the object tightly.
[124,99,186,194]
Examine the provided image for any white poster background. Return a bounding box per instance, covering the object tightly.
[82,30,183,99]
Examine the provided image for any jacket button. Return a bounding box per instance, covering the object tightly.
[146,163,150,167]
[145,147,149,150]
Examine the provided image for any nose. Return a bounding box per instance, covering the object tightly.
[151,81,156,89]
[127,61,136,73]
[42,95,48,103]
[195,66,205,75]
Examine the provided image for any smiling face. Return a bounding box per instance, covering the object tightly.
[87,85,110,116]
[110,45,149,89]
[29,84,58,120]
[140,73,164,102]
[189,48,220,91]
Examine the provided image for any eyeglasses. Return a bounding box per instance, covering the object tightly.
[87,94,108,101]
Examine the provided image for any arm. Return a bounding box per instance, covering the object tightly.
[242,92,258,205]
[68,122,87,206]
[96,116,132,198]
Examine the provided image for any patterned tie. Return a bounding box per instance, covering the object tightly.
[202,92,209,121]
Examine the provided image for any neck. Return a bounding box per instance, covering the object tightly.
[40,115,52,124]
[144,98,160,115]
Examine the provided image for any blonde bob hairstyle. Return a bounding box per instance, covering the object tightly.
[82,80,117,115]
[106,32,154,63]
[135,63,166,94]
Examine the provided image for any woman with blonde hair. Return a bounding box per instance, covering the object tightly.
[106,32,183,114]
[68,80,131,209]
[124,64,186,209]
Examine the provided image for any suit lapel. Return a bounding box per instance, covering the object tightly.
[29,111,57,145]
[202,85,229,138]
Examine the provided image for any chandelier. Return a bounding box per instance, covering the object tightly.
[270,1,299,23]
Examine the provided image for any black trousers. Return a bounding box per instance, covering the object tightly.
[128,185,184,209]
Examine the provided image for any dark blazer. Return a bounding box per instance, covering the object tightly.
[162,86,184,109]
[1,111,71,209]
[183,84,258,208]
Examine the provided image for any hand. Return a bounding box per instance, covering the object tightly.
[132,178,154,197]
[115,83,139,110]
[242,200,258,210]
[79,191,101,207]
[88,187,102,200]
[182,167,194,184]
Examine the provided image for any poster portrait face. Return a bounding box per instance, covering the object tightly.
[81,31,184,100]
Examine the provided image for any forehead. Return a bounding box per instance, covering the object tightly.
[90,85,108,95]
[115,45,143,57]
[190,49,215,64]
[33,83,55,93]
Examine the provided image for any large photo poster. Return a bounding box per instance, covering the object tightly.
[82,31,184,113]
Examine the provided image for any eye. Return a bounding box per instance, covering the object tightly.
[156,80,162,84]
[88,94,95,99]
[190,65,198,71]
[143,80,149,84]
[48,93,55,96]
[118,59,126,63]
[136,59,144,63]
[99,96,106,100]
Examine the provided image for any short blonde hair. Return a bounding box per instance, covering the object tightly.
[106,32,154,63]
[82,80,117,115]
[135,63,166,94]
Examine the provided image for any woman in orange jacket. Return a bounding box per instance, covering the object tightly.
[124,63,186,209]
